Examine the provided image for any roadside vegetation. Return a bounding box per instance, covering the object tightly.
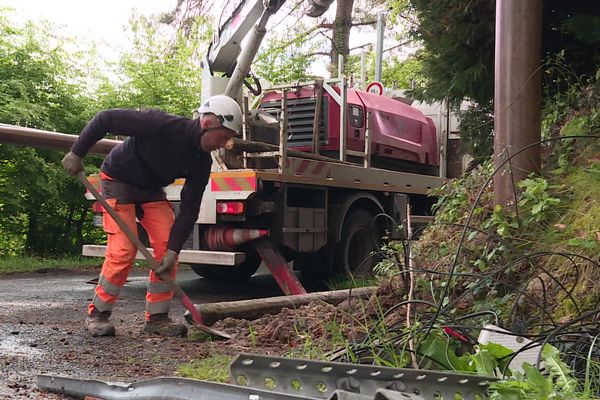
[0,256,101,274]
[178,74,600,399]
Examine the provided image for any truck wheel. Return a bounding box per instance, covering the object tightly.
[189,246,261,282]
[334,209,378,277]
[297,245,335,282]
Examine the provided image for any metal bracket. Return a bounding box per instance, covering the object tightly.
[230,353,495,399]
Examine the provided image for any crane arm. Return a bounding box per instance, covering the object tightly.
[205,0,334,99]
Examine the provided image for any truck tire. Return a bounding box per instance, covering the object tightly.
[334,209,378,277]
[297,245,335,282]
[189,246,261,282]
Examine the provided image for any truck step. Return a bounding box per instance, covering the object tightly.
[82,245,245,266]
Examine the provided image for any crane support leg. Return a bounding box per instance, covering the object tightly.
[253,239,307,296]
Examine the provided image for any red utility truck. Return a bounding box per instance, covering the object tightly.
[81,0,445,292]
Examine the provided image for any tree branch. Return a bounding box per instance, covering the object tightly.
[305,51,331,57]
[350,19,377,28]
[316,22,334,30]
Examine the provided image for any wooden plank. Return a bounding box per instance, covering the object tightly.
[193,287,377,326]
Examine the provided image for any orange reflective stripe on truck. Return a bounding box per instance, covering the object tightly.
[211,171,257,192]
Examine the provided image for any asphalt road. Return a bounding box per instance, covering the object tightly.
[0,266,295,398]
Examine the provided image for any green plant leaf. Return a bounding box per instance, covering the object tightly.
[522,363,554,396]
[478,342,514,374]
[471,347,497,376]
[541,345,579,394]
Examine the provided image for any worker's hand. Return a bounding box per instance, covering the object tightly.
[156,249,178,276]
[61,151,84,176]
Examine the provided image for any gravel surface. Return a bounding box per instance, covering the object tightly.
[0,266,291,399]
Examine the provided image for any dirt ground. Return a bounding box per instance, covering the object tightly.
[0,266,324,399]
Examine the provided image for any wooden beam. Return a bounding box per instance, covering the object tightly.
[191,287,377,326]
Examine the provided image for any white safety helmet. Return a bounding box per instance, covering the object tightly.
[196,95,242,135]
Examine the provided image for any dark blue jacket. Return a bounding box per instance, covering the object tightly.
[71,109,212,253]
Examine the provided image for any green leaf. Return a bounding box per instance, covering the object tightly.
[467,230,478,241]
[470,347,497,376]
[419,333,458,370]
[541,345,579,394]
[478,342,514,359]
[521,363,552,395]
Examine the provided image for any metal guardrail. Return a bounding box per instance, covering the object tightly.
[36,375,314,400]
[38,353,496,399]
[229,353,495,400]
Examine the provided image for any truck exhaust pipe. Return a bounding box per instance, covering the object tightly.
[204,227,269,251]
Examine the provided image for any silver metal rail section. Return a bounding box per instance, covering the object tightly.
[38,353,497,399]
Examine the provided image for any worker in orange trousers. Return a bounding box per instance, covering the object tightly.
[61,95,242,337]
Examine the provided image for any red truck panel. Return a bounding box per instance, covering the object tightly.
[260,86,439,167]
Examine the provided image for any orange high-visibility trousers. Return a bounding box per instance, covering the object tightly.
[89,199,177,321]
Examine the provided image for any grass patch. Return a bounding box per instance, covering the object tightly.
[178,353,232,383]
[327,275,379,290]
[0,256,102,275]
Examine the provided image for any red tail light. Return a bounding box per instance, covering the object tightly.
[91,201,103,213]
[216,201,245,215]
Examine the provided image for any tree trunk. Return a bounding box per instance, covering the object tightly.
[330,0,355,74]
[75,205,88,252]
[26,211,38,255]
[60,203,75,252]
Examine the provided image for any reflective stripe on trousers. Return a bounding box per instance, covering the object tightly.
[88,199,176,321]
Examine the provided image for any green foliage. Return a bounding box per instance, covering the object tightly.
[487,345,591,400]
[563,15,600,45]
[97,14,206,116]
[0,256,101,274]
[458,103,494,159]
[482,205,519,237]
[0,11,103,256]
[327,275,379,290]
[400,0,495,105]
[398,0,600,106]
[0,8,210,259]
[345,51,425,91]
[517,177,561,224]
[254,24,323,84]
[178,353,232,383]
[560,116,590,137]
[430,161,493,225]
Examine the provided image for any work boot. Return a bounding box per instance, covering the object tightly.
[85,309,115,337]
[144,314,188,337]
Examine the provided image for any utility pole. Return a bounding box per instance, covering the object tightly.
[374,11,384,83]
[493,0,542,206]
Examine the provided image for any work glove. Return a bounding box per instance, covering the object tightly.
[62,151,84,176]
[156,249,178,276]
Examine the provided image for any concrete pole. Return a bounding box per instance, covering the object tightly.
[360,49,366,89]
[494,0,542,206]
[374,11,384,82]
